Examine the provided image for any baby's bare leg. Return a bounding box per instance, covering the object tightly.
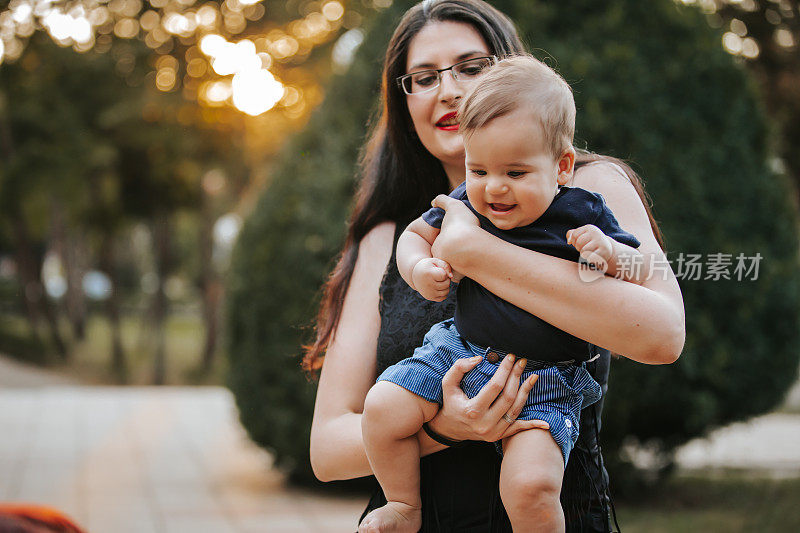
[359,381,439,533]
[500,429,566,533]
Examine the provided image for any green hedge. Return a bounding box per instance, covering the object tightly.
[226,0,800,484]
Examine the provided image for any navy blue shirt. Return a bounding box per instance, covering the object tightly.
[422,183,640,362]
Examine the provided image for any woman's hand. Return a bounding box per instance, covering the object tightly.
[430,194,480,269]
[426,354,550,443]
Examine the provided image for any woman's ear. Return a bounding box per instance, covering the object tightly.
[556,146,576,185]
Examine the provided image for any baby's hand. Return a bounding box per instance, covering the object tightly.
[412,258,453,302]
[567,224,613,273]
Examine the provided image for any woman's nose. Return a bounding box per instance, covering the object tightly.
[438,70,462,104]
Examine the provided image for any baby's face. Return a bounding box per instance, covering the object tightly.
[464,112,568,230]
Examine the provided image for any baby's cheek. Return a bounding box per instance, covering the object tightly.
[464,181,480,203]
[465,186,488,217]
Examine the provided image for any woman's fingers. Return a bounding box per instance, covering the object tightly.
[489,357,527,417]
[468,353,516,412]
[433,195,480,226]
[499,372,538,422]
[441,356,481,396]
[430,259,453,281]
[431,194,458,209]
[500,419,551,440]
[440,261,454,279]
[431,266,449,283]
[498,373,547,440]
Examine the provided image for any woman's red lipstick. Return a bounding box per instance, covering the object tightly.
[436,111,459,131]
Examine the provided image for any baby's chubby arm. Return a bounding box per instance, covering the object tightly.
[397,217,455,302]
[567,224,651,285]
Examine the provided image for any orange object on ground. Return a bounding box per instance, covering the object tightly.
[0,504,86,533]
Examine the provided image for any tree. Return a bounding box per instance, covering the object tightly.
[227,0,800,485]
[0,32,242,380]
[699,0,800,198]
[1,0,382,378]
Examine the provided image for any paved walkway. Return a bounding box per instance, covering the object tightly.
[1,356,799,532]
[0,386,365,532]
[675,413,800,475]
[0,353,77,388]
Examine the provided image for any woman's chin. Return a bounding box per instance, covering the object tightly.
[436,144,466,168]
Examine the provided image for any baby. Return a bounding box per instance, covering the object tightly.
[360,55,645,533]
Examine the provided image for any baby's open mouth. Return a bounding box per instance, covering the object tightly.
[489,203,515,212]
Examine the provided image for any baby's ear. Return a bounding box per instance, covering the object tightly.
[556,146,576,185]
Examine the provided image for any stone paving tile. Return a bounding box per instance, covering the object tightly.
[236,515,321,533]
[162,515,238,533]
[83,501,163,533]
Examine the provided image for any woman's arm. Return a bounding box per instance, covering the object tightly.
[310,222,400,481]
[311,222,460,481]
[310,222,548,480]
[431,162,685,364]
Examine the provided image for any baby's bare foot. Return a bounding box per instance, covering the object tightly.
[358,501,422,533]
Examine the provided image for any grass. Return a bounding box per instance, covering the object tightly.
[1,311,227,386]
[615,473,800,532]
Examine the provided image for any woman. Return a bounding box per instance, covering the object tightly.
[306,1,685,531]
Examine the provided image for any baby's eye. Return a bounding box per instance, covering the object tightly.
[469,169,487,176]
[507,171,527,178]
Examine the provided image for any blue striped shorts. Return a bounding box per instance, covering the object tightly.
[377,319,602,463]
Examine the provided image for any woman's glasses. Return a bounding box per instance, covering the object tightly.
[397,56,496,95]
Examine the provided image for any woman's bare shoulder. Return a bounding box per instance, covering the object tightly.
[573,161,647,216]
[572,160,634,196]
[358,221,396,262]
[573,160,660,252]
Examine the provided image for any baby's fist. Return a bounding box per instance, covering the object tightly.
[567,224,613,272]
[412,258,453,302]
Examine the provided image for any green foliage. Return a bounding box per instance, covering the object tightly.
[226,3,404,484]
[0,314,50,365]
[226,0,800,484]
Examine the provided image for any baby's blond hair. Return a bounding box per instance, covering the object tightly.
[459,55,575,158]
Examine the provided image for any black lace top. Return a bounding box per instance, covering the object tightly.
[361,224,613,533]
[375,226,457,376]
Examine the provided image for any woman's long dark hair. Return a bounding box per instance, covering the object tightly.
[302,0,663,375]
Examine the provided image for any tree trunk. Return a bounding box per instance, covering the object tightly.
[64,234,88,341]
[50,199,87,341]
[99,232,126,382]
[151,213,171,385]
[199,200,220,374]
[201,280,222,374]
[10,215,43,333]
[10,212,67,359]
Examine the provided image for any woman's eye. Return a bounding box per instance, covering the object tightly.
[413,74,438,87]
[458,66,483,77]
